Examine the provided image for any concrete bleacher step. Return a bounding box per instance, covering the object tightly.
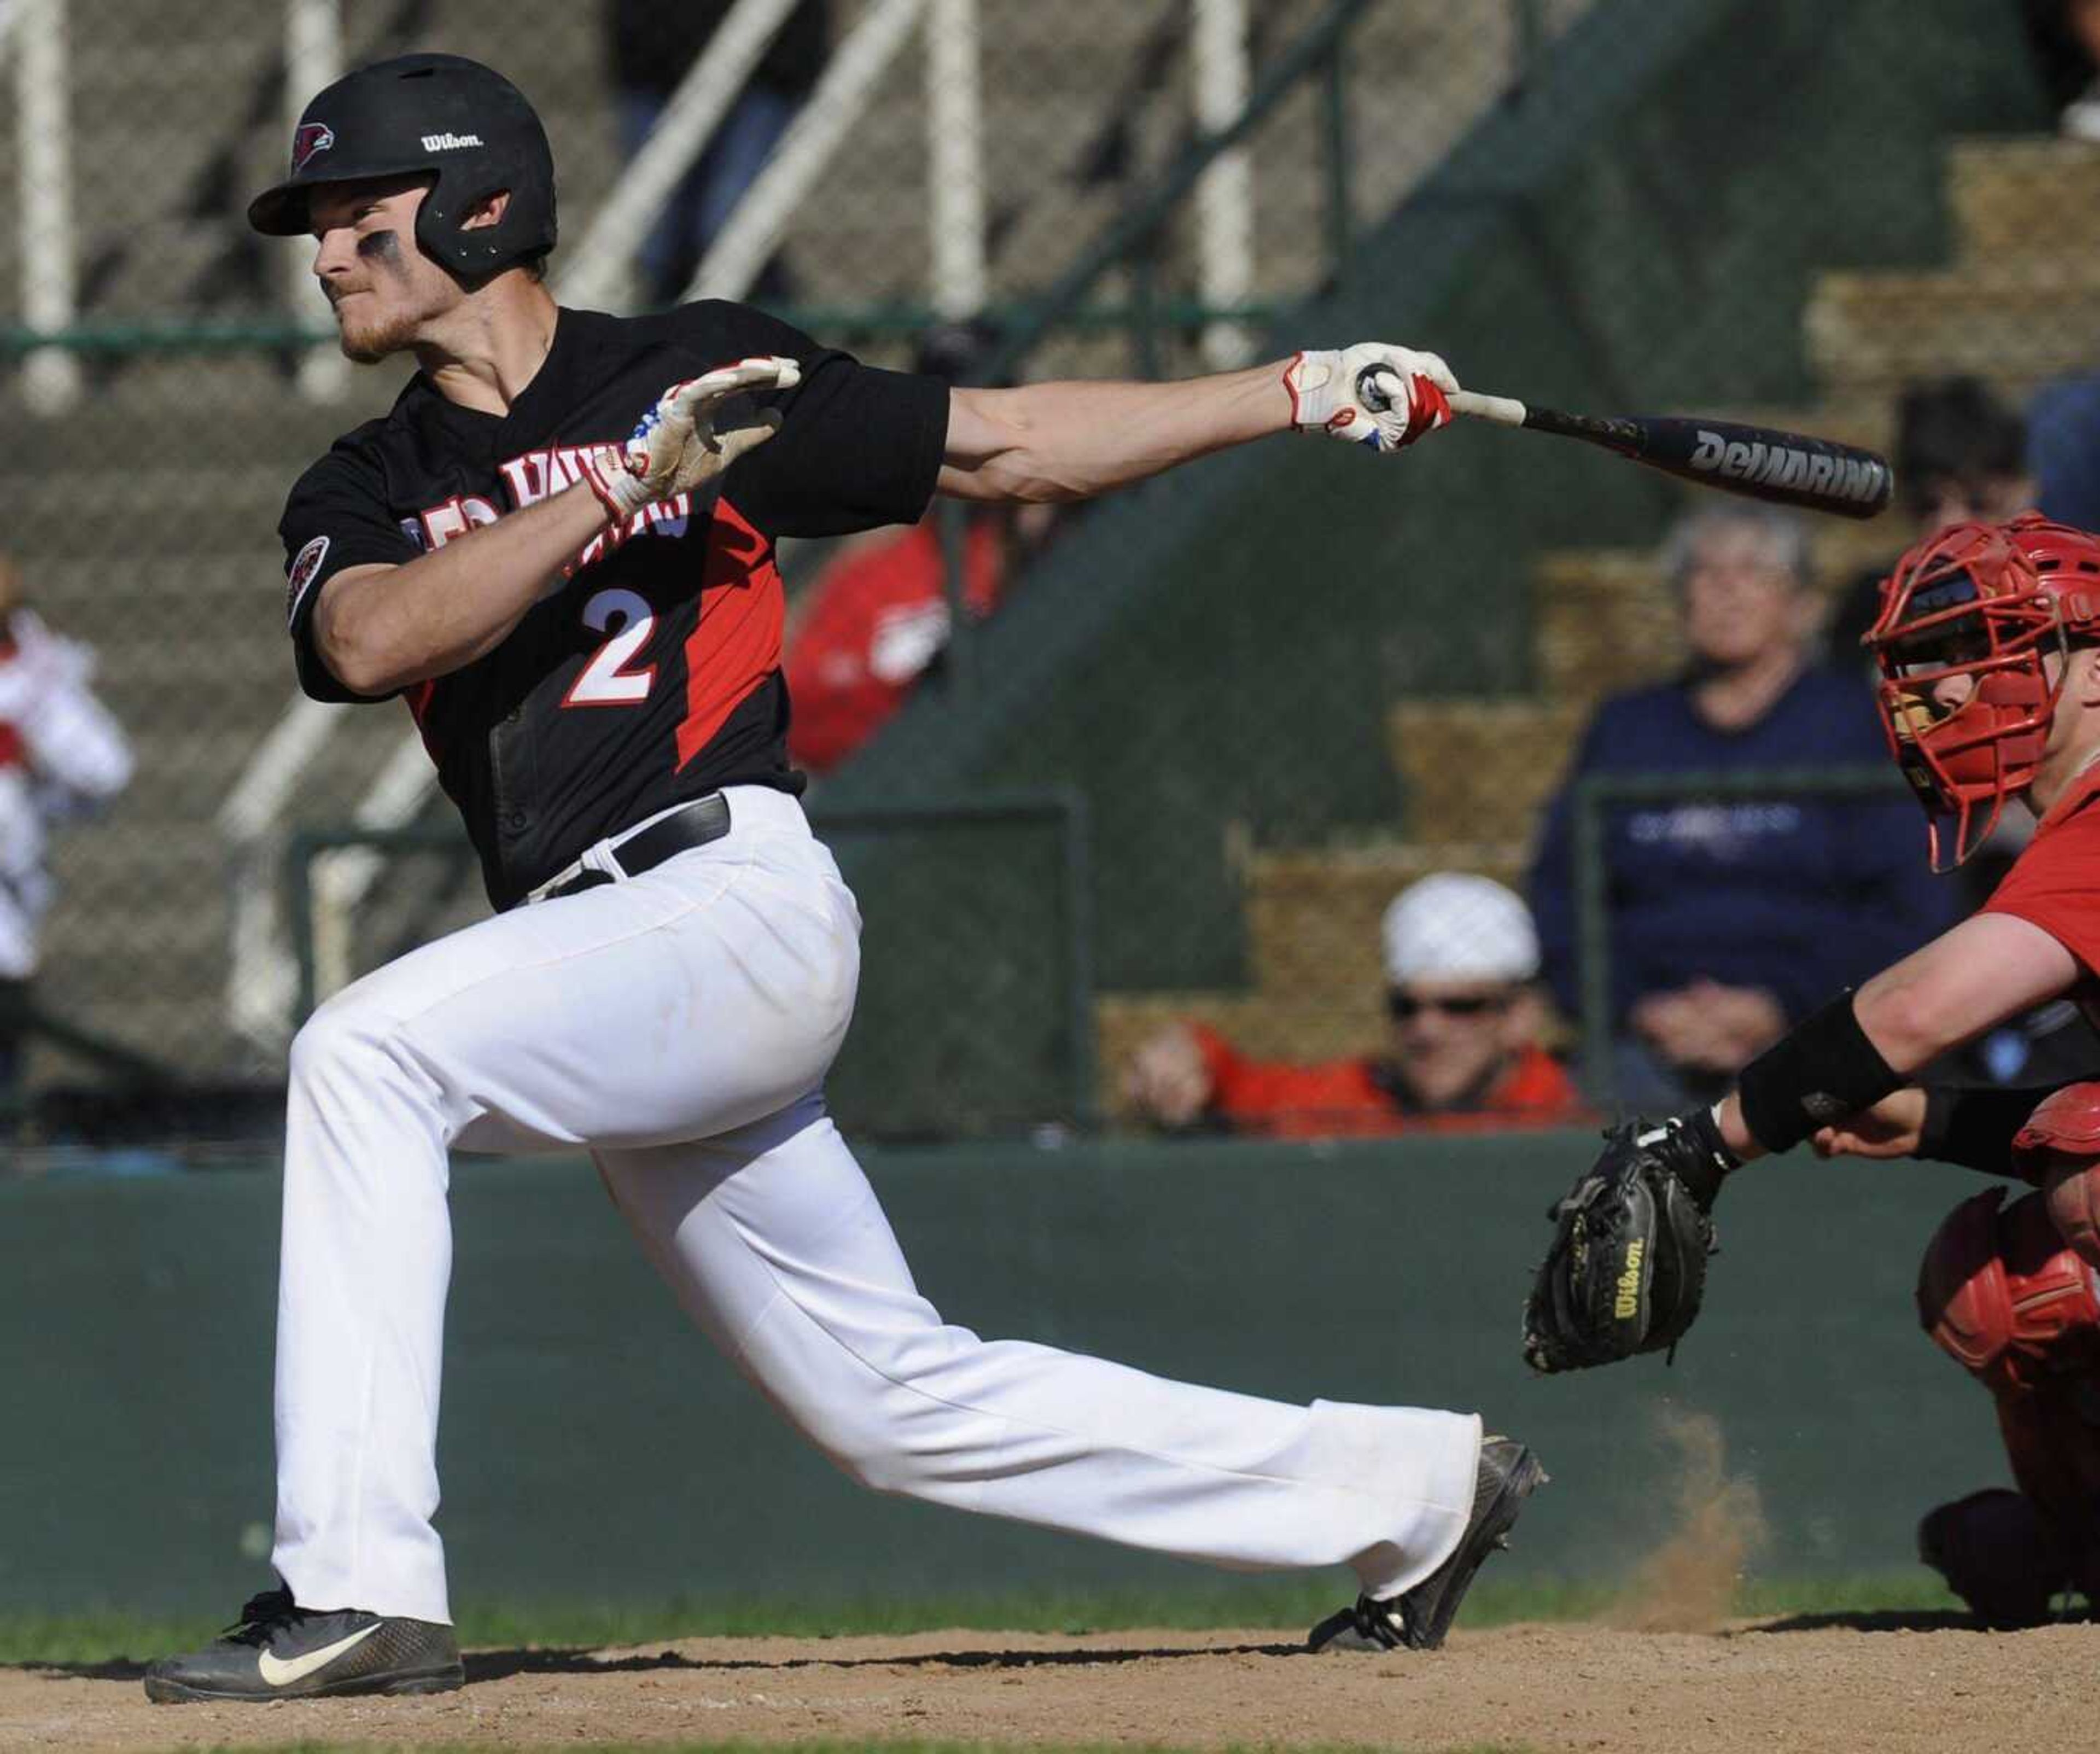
[1714,400,1895,456]
[1947,137,2100,265]
[1387,700,1586,847]
[1241,841,1531,1005]
[1805,261,2100,400]
[1531,550,1678,706]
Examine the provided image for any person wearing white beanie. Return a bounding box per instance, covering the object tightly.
[1124,872,1580,1138]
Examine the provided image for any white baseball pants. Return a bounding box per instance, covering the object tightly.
[271,785,1482,1623]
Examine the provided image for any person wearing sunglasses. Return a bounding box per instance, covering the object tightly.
[1121,873,1582,1140]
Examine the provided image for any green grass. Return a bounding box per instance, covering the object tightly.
[0,1572,1964,1668]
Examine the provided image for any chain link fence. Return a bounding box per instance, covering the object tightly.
[1,0,2091,1161]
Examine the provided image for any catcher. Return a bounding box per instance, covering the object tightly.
[1526,511,2100,1625]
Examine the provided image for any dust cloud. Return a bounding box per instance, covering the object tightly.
[1606,1406,1767,1633]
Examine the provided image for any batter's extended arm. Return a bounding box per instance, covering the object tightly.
[935,343,1456,504]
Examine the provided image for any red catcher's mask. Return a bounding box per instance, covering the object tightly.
[1866,513,2100,871]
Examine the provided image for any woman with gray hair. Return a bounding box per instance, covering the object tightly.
[1527,502,1956,1111]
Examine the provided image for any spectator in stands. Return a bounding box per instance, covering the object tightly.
[1828,377,2035,657]
[1529,503,1957,1111]
[1122,873,1582,1140]
[786,322,1057,773]
[2020,0,2100,138]
[0,556,133,1094]
[606,1,830,308]
[2017,4,2100,533]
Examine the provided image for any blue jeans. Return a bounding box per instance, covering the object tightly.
[617,85,800,306]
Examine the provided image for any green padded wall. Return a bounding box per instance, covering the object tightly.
[2,1134,2010,1616]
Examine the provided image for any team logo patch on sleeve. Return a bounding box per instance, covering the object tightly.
[286,534,331,628]
[291,122,335,173]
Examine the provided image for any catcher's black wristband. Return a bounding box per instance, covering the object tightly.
[1670,1105,1740,1210]
[1736,988,1900,1156]
[1920,1081,2068,1176]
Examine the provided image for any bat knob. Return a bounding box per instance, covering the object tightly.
[1356,365,1399,415]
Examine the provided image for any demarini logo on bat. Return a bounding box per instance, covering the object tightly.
[1688,428,1887,504]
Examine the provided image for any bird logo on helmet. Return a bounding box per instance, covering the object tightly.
[290,123,335,175]
[246,53,556,284]
[1866,511,2100,870]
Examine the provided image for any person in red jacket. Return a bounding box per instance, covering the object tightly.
[1123,873,1584,1140]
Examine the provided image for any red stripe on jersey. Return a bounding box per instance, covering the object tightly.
[402,679,444,763]
[675,496,783,771]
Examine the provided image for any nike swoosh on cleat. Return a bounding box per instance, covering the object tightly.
[256,1621,381,1688]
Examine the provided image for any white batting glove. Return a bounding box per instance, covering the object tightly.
[1284,343,1457,453]
[582,354,802,521]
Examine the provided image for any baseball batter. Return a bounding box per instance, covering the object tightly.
[1523,511,2100,1626]
[145,54,1542,1702]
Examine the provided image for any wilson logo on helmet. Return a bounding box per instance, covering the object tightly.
[291,123,335,174]
[421,132,483,152]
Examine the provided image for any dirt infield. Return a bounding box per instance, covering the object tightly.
[4,1616,2097,1753]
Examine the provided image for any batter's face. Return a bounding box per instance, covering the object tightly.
[308,177,460,362]
[1385,980,1528,1111]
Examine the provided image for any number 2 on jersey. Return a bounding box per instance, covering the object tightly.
[564,587,657,707]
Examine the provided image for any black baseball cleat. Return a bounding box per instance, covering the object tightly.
[1308,1435,1548,1653]
[143,1585,464,1703]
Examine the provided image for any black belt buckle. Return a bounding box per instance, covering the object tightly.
[544,794,732,902]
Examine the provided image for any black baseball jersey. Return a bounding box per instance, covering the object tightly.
[277,301,948,908]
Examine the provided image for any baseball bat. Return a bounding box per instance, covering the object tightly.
[1443,387,1894,520]
[1357,368,1893,520]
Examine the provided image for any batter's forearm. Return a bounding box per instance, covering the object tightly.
[316,482,611,693]
[938,364,1291,503]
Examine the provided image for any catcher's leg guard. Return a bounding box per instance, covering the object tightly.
[1917,1488,2068,1629]
[1916,1186,2100,1621]
[1916,1187,2100,1396]
[2013,1081,2100,1269]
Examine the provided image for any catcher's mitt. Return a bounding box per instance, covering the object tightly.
[1522,1111,1733,1374]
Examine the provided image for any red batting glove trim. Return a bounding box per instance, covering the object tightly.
[1284,351,1309,427]
[1403,375,1452,444]
[579,447,636,523]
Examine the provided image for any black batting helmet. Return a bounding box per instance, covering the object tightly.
[247,53,556,282]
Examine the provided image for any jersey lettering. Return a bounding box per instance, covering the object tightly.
[419,494,500,550]
[563,587,657,707]
[277,305,945,906]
